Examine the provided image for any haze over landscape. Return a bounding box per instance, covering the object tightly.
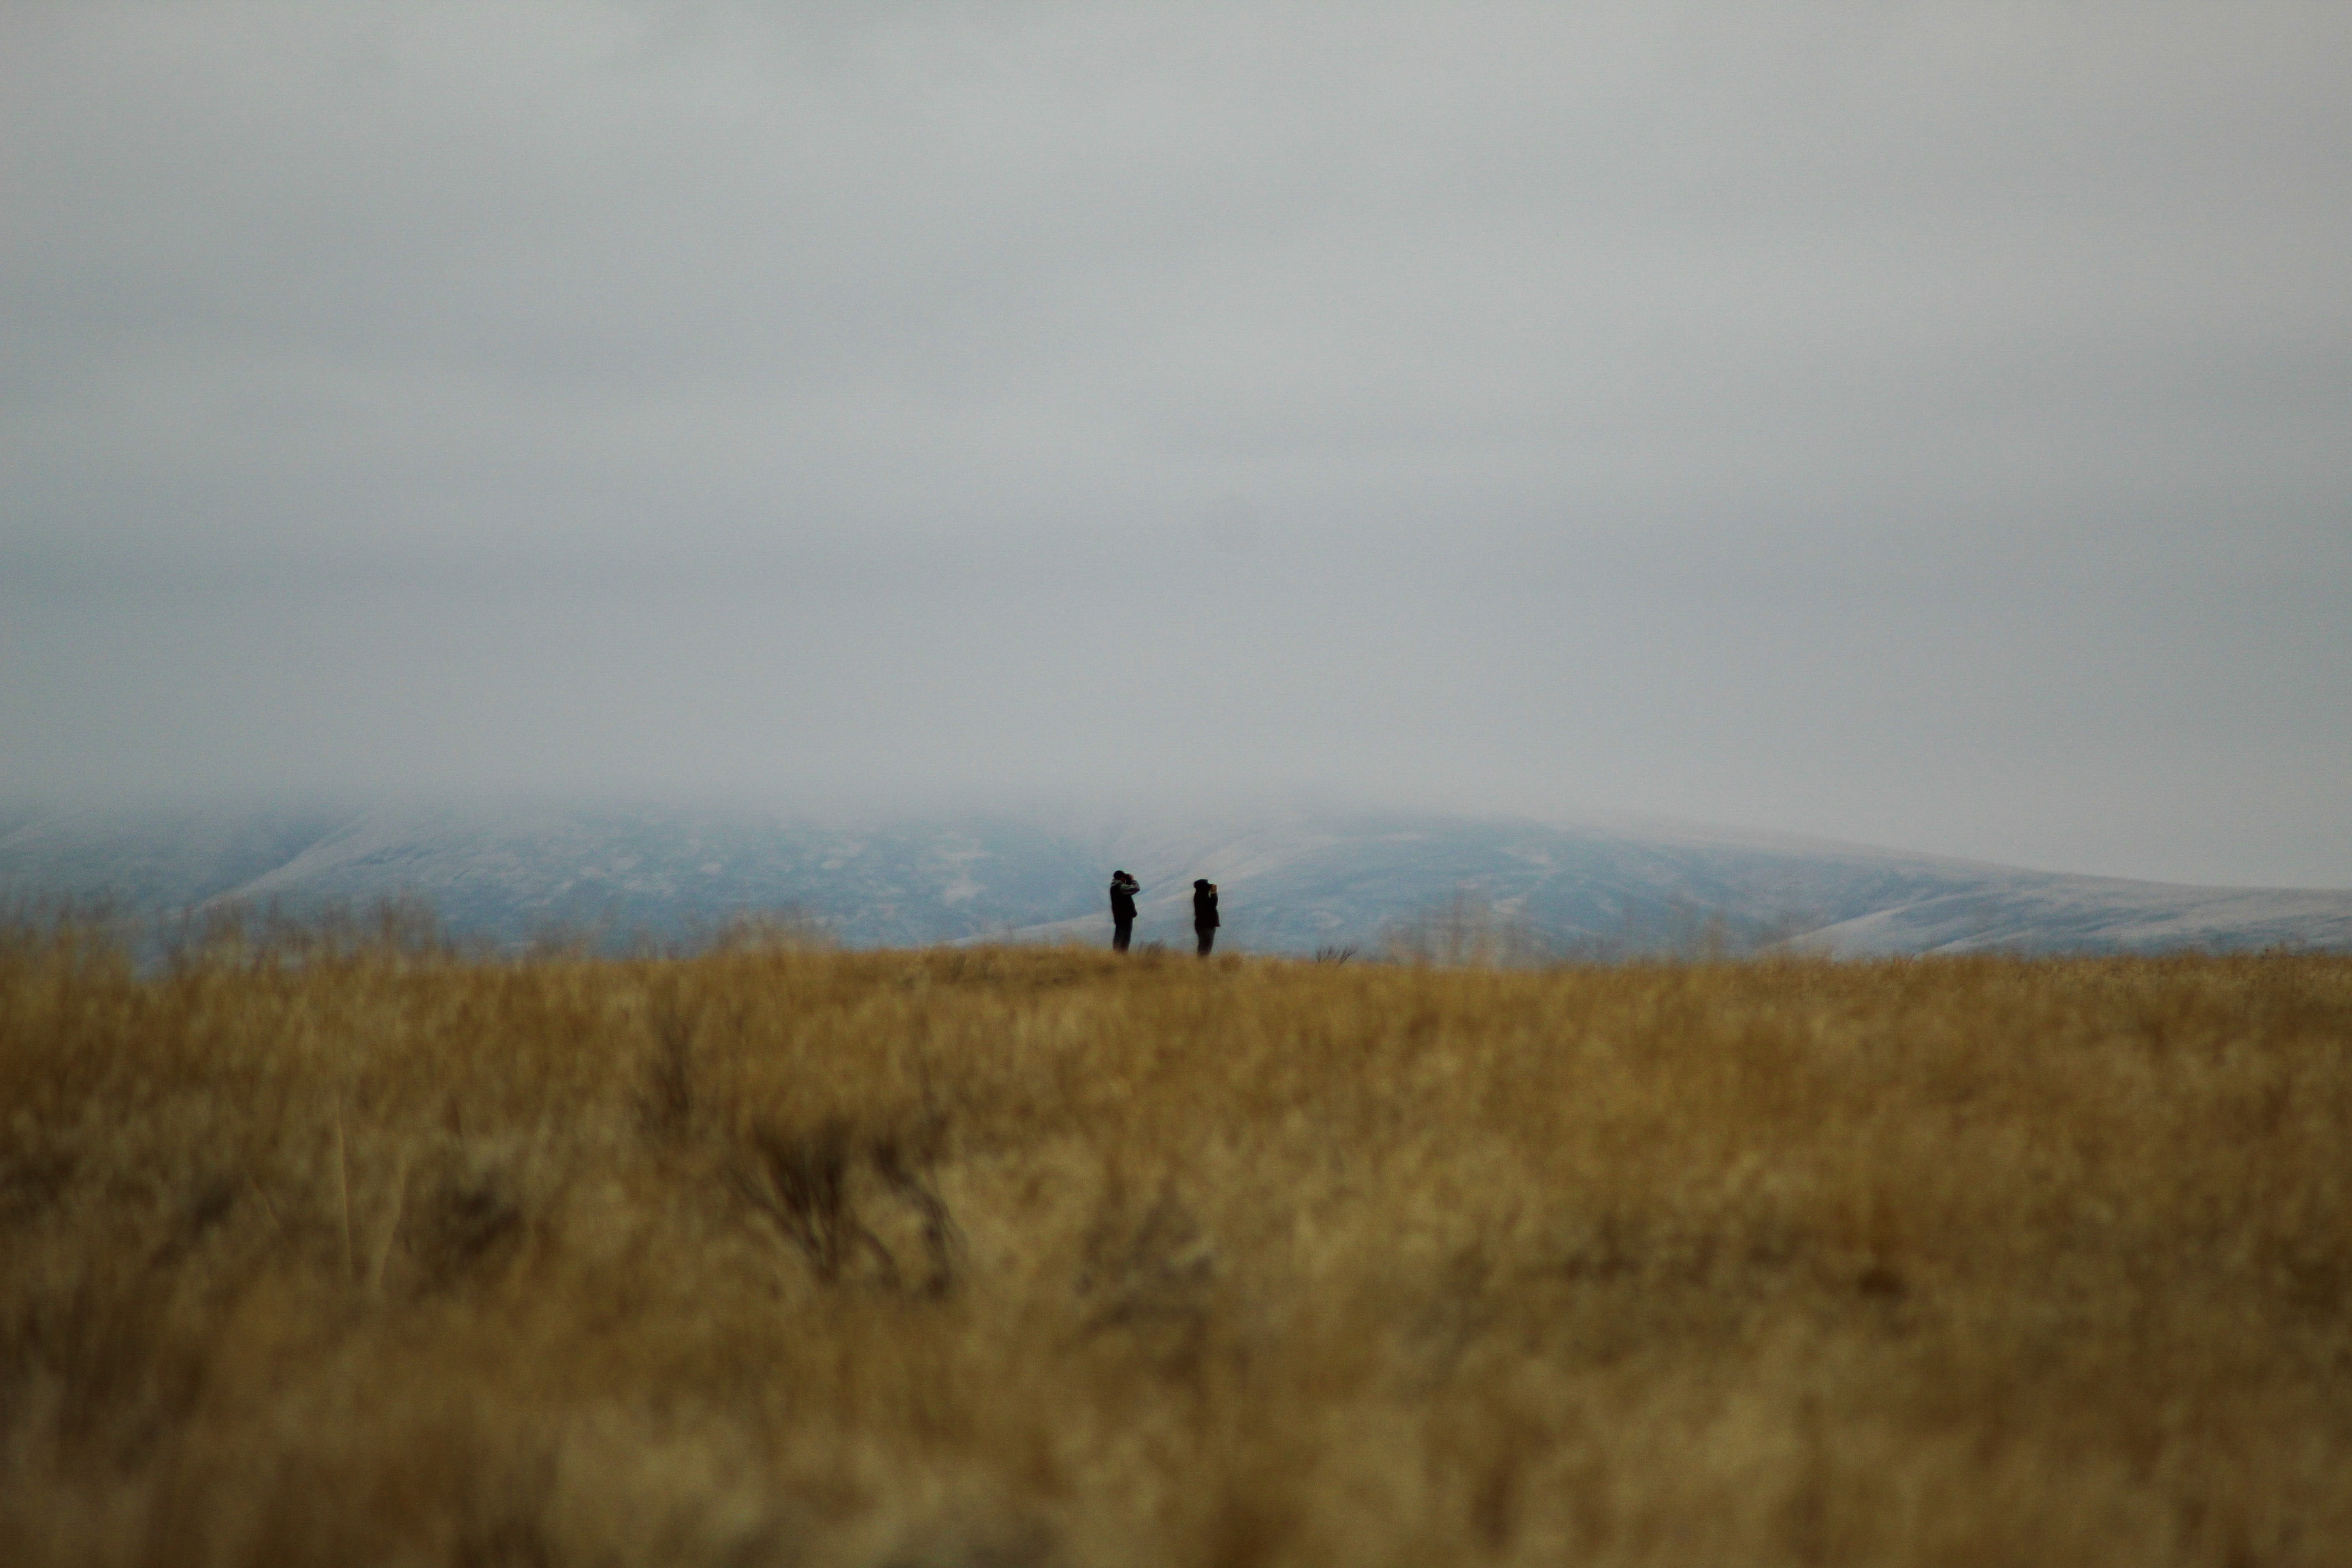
[5,1,2349,894]
[10,799,2352,958]
[15,13,2352,1565]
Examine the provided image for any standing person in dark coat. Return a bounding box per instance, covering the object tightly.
[1192,879,1220,957]
[1108,870,1139,953]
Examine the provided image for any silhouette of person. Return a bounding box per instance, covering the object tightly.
[1109,870,1139,953]
[1192,878,1220,957]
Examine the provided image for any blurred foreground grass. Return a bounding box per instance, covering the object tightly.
[4,924,2349,1566]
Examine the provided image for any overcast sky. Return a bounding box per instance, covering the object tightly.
[4,1,2347,885]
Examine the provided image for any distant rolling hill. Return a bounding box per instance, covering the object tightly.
[5,800,2349,958]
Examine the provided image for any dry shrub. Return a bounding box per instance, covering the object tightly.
[3,923,2350,1565]
[1380,891,1550,967]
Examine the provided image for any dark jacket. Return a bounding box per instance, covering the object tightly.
[1109,874,1139,921]
[1192,882,1220,930]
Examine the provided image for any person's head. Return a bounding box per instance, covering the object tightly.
[1194,879,1212,889]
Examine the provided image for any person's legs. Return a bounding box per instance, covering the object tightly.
[1196,928,1215,957]
[1113,919,1132,953]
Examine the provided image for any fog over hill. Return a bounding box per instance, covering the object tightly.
[5,802,2349,959]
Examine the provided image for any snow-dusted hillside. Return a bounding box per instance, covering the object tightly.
[4,801,2348,957]
[1779,878,2352,956]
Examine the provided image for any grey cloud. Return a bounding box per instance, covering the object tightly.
[3,1,2347,885]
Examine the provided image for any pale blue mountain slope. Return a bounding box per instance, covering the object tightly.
[1781,879,2352,956]
[0,805,351,917]
[5,802,2347,957]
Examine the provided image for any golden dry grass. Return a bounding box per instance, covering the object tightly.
[4,924,2350,1566]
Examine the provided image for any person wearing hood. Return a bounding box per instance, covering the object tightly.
[1192,879,1220,957]
[1108,870,1139,953]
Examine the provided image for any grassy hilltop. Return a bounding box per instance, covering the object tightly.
[4,927,2351,1566]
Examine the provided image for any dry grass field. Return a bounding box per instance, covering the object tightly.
[4,919,2350,1567]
